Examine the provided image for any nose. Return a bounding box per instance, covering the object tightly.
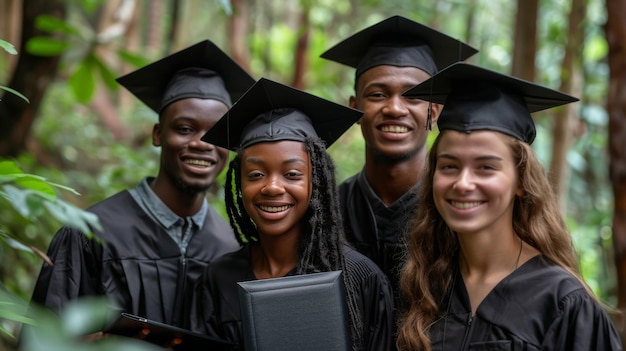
[382,95,409,117]
[453,169,476,192]
[189,132,216,151]
[260,175,284,195]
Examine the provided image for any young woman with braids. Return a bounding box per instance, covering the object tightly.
[397,63,622,351]
[189,78,394,351]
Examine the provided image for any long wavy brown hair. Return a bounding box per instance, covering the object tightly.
[396,131,588,351]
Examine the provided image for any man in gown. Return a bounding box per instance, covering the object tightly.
[320,15,477,309]
[30,40,254,328]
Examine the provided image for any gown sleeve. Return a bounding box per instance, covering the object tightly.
[541,288,622,351]
[189,267,219,336]
[344,246,395,351]
[30,226,103,314]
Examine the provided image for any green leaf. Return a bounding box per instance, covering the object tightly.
[42,200,102,234]
[93,55,119,91]
[0,232,36,253]
[14,176,57,199]
[26,36,69,56]
[117,49,151,68]
[69,55,96,103]
[0,160,24,174]
[0,39,17,55]
[46,181,81,196]
[35,15,80,36]
[61,297,114,336]
[0,86,30,103]
[2,185,30,217]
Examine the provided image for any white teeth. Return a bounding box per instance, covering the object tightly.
[259,205,289,213]
[451,201,482,209]
[184,159,212,167]
[381,125,408,133]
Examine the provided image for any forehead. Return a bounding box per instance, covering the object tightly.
[241,140,310,162]
[436,130,515,158]
[160,98,229,123]
[356,65,431,91]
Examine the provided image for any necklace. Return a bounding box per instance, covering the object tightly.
[513,237,523,271]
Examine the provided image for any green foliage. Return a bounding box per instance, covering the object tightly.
[0,39,29,103]
[0,40,17,55]
[0,159,102,253]
[11,292,162,351]
[0,3,618,344]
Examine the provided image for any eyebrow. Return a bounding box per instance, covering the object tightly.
[437,153,504,162]
[363,81,419,90]
[243,157,308,165]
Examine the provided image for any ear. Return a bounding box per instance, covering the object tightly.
[515,187,524,197]
[152,123,161,147]
[349,96,361,125]
[429,102,442,126]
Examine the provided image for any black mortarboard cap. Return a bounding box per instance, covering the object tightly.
[201,78,362,150]
[403,62,579,144]
[116,40,255,114]
[320,15,478,78]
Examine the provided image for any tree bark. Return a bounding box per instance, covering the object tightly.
[548,0,585,206]
[229,0,251,72]
[511,0,538,81]
[606,0,626,343]
[0,0,66,157]
[291,7,310,90]
[0,0,23,74]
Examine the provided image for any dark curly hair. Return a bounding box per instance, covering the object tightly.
[224,136,364,350]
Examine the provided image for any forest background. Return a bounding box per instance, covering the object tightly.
[1,0,626,349]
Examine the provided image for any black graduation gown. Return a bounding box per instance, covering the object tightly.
[190,244,394,351]
[430,256,622,351]
[31,190,240,328]
[338,173,417,305]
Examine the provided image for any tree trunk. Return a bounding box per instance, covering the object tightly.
[511,0,538,81]
[606,0,626,343]
[464,0,477,50]
[291,7,310,90]
[0,0,23,74]
[0,0,66,157]
[548,0,585,206]
[229,0,251,72]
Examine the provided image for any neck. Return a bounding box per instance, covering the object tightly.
[363,151,425,205]
[457,231,523,277]
[253,235,299,279]
[150,176,206,217]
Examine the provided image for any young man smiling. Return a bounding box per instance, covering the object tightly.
[31,40,254,329]
[321,15,478,309]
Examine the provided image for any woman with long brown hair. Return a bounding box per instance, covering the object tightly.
[397,62,621,350]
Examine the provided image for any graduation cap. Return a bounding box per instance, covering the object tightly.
[402,62,579,144]
[116,40,255,114]
[201,78,363,150]
[320,15,478,78]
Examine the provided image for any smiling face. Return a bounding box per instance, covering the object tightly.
[350,65,440,163]
[153,98,229,194]
[240,140,312,239]
[433,130,521,236]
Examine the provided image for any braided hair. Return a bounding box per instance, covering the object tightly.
[224,137,364,350]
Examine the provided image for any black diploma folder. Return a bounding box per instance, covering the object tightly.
[103,312,236,350]
[237,270,351,351]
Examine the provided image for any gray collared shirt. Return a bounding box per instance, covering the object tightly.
[128,177,208,254]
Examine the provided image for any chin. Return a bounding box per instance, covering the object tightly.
[174,177,213,195]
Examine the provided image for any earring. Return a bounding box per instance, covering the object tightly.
[426,102,433,131]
